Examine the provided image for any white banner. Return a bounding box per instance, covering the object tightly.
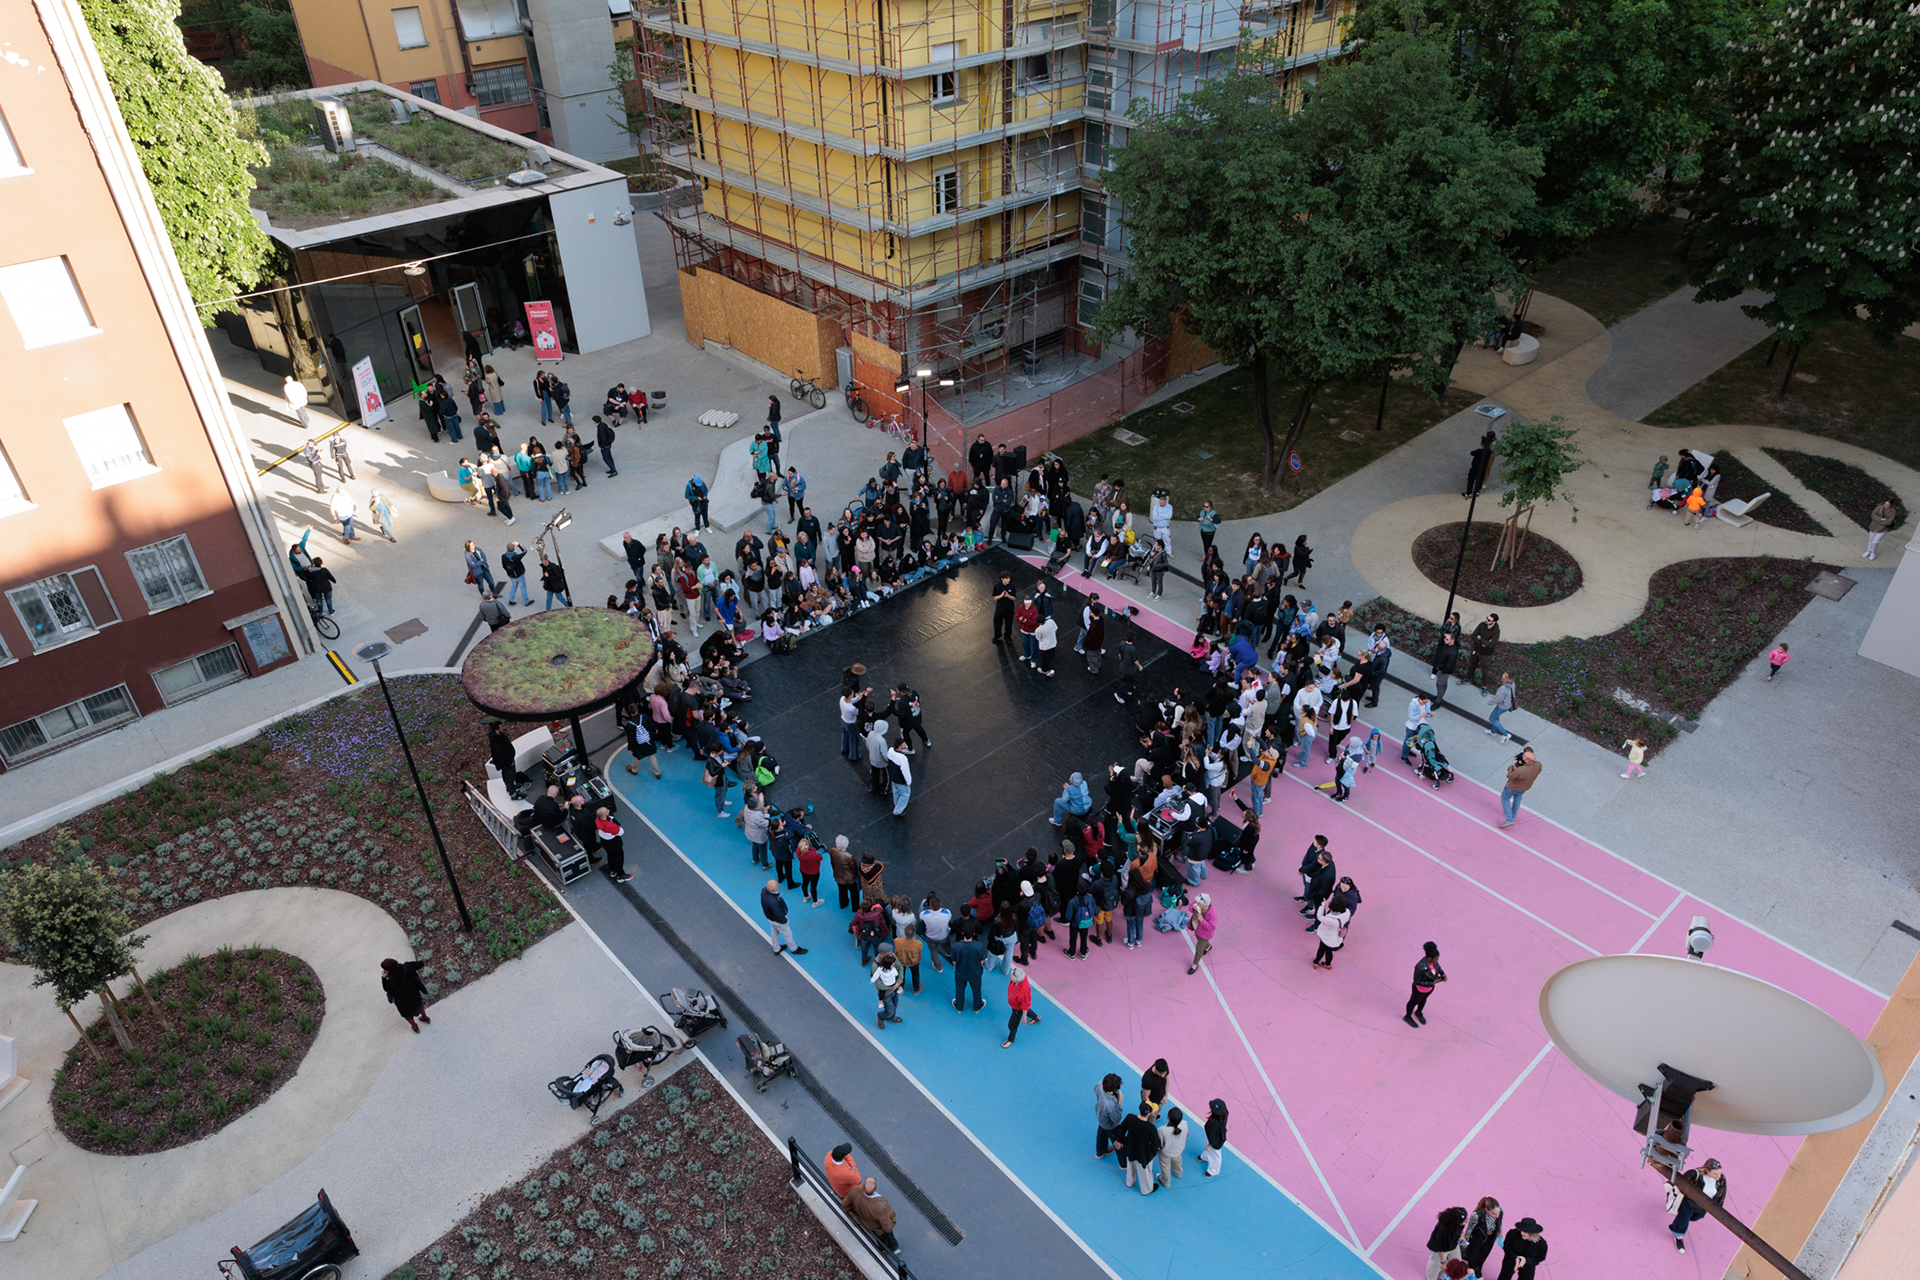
[352,356,388,428]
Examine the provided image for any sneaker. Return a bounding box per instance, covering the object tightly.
[1621,772,1632,778]
[1403,1014,1419,1027]
[1674,1239,1686,1254]
[1415,1011,1426,1025]
[614,872,633,882]
[792,946,809,955]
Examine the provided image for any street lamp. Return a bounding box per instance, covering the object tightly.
[1439,432,1498,629]
[354,640,475,932]
[537,508,574,581]
[894,366,955,459]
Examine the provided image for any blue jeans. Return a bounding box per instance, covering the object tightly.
[842,722,859,760]
[1182,857,1209,885]
[473,569,497,597]
[540,394,553,424]
[1249,782,1268,817]
[1500,787,1524,824]
[858,935,880,966]
[763,502,777,533]
[1052,798,1090,824]
[876,989,899,1026]
[537,471,552,500]
[599,444,616,474]
[444,416,463,441]
[891,782,911,815]
[545,591,570,610]
[714,776,733,814]
[1402,726,1420,761]
[1488,705,1508,737]
[560,403,573,426]
[1294,735,1315,768]
[554,467,570,494]
[505,575,530,604]
[1021,633,1037,663]
[313,589,334,615]
[1670,1202,1707,1238]
[1125,913,1144,945]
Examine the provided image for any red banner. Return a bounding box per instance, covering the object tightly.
[524,300,564,361]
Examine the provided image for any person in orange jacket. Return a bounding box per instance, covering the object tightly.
[824,1143,861,1198]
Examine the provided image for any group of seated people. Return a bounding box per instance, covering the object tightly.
[602,381,650,425]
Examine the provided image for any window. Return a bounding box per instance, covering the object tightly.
[64,404,156,488]
[152,644,245,704]
[8,568,118,649]
[933,167,960,214]
[0,443,30,517]
[392,6,428,48]
[1018,53,1052,88]
[126,536,209,611]
[0,685,138,764]
[0,109,26,177]
[409,79,442,103]
[927,42,958,104]
[1086,69,1110,111]
[1079,276,1105,324]
[1081,193,1107,246]
[472,63,532,106]
[1312,0,1331,19]
[1083,122,1107,170]
[0,256,98,348]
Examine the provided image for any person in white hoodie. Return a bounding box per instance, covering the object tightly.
[1156,1106,1190,1187]
[1034,614,1059,676]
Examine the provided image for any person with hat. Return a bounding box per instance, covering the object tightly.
[1051,772,1093,826]
[1669,1159,1726,1253]
[824,1143,861,1198]
[1000,962,1040,1047]
[1186,892,1216,975]
[1494,1218,1548,1280]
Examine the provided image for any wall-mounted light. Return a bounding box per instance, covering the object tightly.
[403,261,427,276]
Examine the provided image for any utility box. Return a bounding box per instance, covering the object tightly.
[313,97,355,152]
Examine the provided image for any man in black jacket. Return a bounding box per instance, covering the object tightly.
[760,879,807,954]
[531,784,567,831]
[567,794,600,860]
[540,556,570,610]
[305,558,337,614]
[968,433,994,487]
[1668,1161,1725,1254]
[991,572,1017,643]
[622,532,647,583]
[1463,612,1501,688]
[1119,1103,1163,1194]
[595,414,618,476]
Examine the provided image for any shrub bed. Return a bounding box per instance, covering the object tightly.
[1761,448,1908,532]
[1411,523,1584,607]
[1355,556,1836,758]
[0,676,568,1000]
[51,946,322,1156]
[389,1061,856,1280]
[1706,452,1828,535]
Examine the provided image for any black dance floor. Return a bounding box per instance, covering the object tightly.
[736,548,1187,905]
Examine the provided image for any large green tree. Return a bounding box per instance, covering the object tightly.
[1683,0,1920,396]
[1348,0,1752,256]
[0,859,147,1055]
[1094,31,1538,490]
[81,0,271,312]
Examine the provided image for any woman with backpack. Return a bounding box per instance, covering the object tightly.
[1312,892,1352,969]
[1121,863,1153,949]
[850,899,889,966]
[1064,884,1097,959]
[1016,882,1045,964]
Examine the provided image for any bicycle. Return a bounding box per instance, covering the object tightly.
[874,411,914,446]
[788,369,827,410]
[307,595,340,641]
[844,381,871,423]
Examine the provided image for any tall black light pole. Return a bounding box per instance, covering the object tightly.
[355,641,474,932]
[540,508,574,578]
[1441,438,1496,629]
[895,367,955,454]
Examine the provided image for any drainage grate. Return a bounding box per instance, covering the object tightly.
[616,883,967,1245]
[1893,921,1920,942]
[1170,401,1196,414]
[1111,427,1148,446]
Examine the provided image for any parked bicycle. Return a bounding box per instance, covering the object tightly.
[844,382,871,423]
[788,369,827,410]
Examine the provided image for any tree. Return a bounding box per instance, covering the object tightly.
[230,0,309,90]
[1682,0,1920,398]
[81,0,272,313]
[1094,31,1537,490]
[0,858,148,1055]
[1492,415,1586,553]
[1348,0,1752,256]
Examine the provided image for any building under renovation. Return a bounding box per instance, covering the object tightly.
[636,0,1349,461]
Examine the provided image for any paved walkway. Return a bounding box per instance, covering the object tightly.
[1583,286,1771,421]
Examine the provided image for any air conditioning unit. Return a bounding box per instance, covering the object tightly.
[313,97,355,152]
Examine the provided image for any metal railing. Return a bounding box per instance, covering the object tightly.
[787,1137,917,1280]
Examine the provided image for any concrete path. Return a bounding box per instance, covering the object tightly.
[1583,286,1772,421]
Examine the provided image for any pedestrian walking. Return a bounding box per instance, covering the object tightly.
[1462,1198,1504,1275]
[1499,746,1540,828]
[1094,1073,1127,1164]
[540,556,571,610]
[301,438,326,492]
[1405,941,1447,1026]
[305,557,337,615]
[1001,962,1041,1047]
[284,373,314,429]
[478,592,511,631]
[1401,692,1433,763]
[1121,1103,1162,1194]
[824,1144,861,1199]
[595,414,618,476]
[1427,1206,1467,1280]
[870,952,905,1029]
[1667,1159,1725,1253]
[1186,892,1215,975]
[950,922,986,1011]
[1430,629,1461,703]
[761,879,807,954]
[1766,642,1790,681]
[840,1179,900,1254]
[490,461,516,524]
[322,427,352,480]
[462,540,496,597]
[1620,738,1648,779]
[1155,1106,1188,1187]
[380,957,432,1032]
[327,487,358,541]
[498,540,530,605]
[1866,499,1896,559]
[1494,1218,1548,1280]
[1311,892,1351,968]
[1484,671,1515,741]
[783,466,807,522]
[1288,534,1312,585]
[1199,1098,1228,1178]
[1463,612,1501,687]
[369,490,396,542]
[992,571,1017,643]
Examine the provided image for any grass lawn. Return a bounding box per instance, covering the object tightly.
[1053,362,1479,521]
[1529,213,1689,327]
[1645,322,1920,471]
[248,146,445,229]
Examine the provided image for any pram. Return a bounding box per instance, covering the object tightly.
[1411,724,1454,789]
[548,1052,624,1123]
[613,1024,690,1087]
[736,1031,799,1093]
[660,987,728,1040]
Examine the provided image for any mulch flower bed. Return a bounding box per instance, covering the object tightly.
[391,1060,857,1280]
[1356,555,1838,759]
[1706,452,1828,535]
[51,946,322,1155]
[0,675,568,1001]
[1762,448,1908,532]
[1411,523,1584,608]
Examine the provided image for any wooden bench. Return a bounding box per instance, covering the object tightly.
[1715,492,1771,527]
[699,410,740,429]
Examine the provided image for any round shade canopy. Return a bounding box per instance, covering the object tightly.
[461,607,653,722]
[1539,955,1884,1136]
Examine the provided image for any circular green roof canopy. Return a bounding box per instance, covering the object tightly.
[461,607,653,722]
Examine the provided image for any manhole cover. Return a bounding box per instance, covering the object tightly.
[1807,571,1857,601]
[384,618,428,645]
[1171,402,1196,415]
[1338,430,1363,442]
[1191,448,1213,459]
[1112,428,1148,446]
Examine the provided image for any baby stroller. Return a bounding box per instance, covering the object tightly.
[613,1024,690,1087]
[737,1031,799,1093]
[548,1052,624,1123]
[1411,724,1454,789]
[660,987,727,1040]
[1113,539,1152,585]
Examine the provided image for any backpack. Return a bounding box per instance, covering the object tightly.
[1025,901,1045,931]
[1073,898,1094,929]
[1212,847,1244,873]
[753,753,779,786]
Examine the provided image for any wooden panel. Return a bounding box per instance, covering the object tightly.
[1167,309,1220,379]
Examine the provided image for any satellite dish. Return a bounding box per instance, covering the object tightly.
[1539,955,1884,1136]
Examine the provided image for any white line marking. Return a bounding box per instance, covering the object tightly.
[1630,891,1688,955]
[1362,1042,1556,1257]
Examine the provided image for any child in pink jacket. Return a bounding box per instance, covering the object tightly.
[1766,644,1790,681]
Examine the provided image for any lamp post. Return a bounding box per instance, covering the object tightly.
[354,641,474,932]
[538,508,574,579]
[894,367,955,462]
[1440,436,1497,629]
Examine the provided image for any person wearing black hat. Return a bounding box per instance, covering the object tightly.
[1494,1218,1547,1280]
[1199,1098,1228,1177]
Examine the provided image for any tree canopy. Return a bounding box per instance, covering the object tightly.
[1094,30,1537,489]
[0,859,145,1014]
[1494,416,1586,520]
[1682,0,1920,393]
[81,0,272,312]
[1348,0,1752,256]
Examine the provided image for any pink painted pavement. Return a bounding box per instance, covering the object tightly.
[1018,559,1886,1279]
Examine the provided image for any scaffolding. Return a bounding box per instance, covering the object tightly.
[637,0,1342,430]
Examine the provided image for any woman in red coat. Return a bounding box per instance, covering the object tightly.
[1001,963,1041,1048]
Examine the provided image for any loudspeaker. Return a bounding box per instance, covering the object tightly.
[1005,531,1035,550]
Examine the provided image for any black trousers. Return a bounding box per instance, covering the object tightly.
[1326,726,1352,760]
[993,604,1016,641]
[601,836,625,878]
[773,857,797,889]
[899,719,930,749]
[954,973,982,1009]
[838,880,859,910]
[801,871,821,902]
[1406,985,1432,1018]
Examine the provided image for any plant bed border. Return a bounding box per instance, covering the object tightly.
[1411,523,1584,608]
[1761,448,1908,534]
[1705,452,1828,535]
[388,1059,860,1280]
[51,945,323,1156]
[1355,555,1839,758]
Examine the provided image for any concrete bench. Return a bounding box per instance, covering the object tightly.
[484,768,531,819]
[426,471,469,503]
[1715,492,1771,527]
[1500,333,1540,366]
[699,410,740,429]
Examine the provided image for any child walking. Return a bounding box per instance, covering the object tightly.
[1766,643,1790,681]
[1621,738,1648,779]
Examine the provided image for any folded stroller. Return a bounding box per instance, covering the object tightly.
[548,1052,624,1123]
[736,1031,798,1093]
[1412,724,1454,789]
[660,987,727,1040]
[614,1024,689,1087]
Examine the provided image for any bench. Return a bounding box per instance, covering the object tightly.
[511,725,554,775]
[699,410,740,429]
[426,471,469,503]
[1715,492,1771,527]
[483,768,531,819]
[1500,333,1540,366]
